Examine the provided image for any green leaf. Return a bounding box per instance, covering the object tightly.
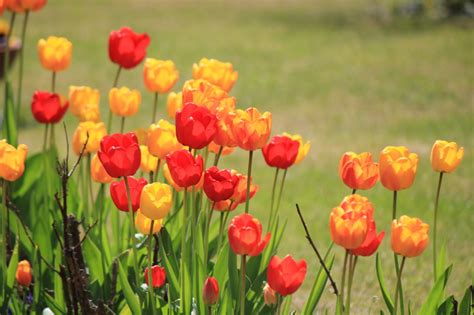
[419,265,452,314]
[335,295,343,315]
[436,295,454,315]
[213,241,229,286]
[282,295,292,314]
[458,285,472,315]
[158,232,180,300]
[303,254,335,313]
[12,153,44,198]
[436,243,446,283]
[53,245,65,311]
[376,253,394,314]
[2,81,17,145]
[228,247,239,303]
[6,239,19,290]
[44,292,67,314]
[83,237,105,284]
[118,260,142,315]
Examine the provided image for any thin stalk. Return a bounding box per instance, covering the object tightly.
[244,150,254,213]
[340,250,349,308]
[51,71,56,93]
[392,190,398,220]
[180,189,188,312]
[42,124,49,152]
[276,294,282,315]
[273,168,288,230]
[15,11,30,125]
[152,92,158,124]
[239,255,247,315]
[351,189,356,195]
[203,202,215,271]
[1,180,7,298]
[213,145,224,166]
[147,220,156,314]
[120,117,125,133]
[392,190,404,313]
[394,257,406,315]
[107,65,122,133]
[432,172,444,282]
[267,168,280,230]
[87,155,95,221]
[124,176,139,288]
[97,184,107,291]
[345,255,357,315]
[216,205,232,254]
[50,123,56,150]
[3,13,16,84]
[154,159,161,182]
[149,171,154,183]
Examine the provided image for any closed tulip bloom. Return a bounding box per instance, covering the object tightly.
[90,154,113,184]
[176,103,217,149]
[202,277,219,305]
[214,111,237,148]
[109,27,150,69]
[0,140,28,182]
[339,152,379,190]
[392,215,429,258]
[37,36,72,72]
[144,265,166,288]
[140,182,173,220]
[143,58,179,94]
[109,87,141,117]
[213,199,238,212]
[431,140,464,173]
[110,176,147,212]
[262,135,300,169]
[134,128,148,145]
[228,213,270,256]
[329,194,372,249]
[166,91,183,119]
[231,173,258,205]
[379,146,418,191]
[6,0,46,12]
[350,219,384,256]
[282,133,310,164]
[31,91,68,124]
[135,209,163,235]
[182,79,228,113]
[15,260,32,287]
[69,85,100,118]
[263,283,277,305]
[147,119,184,159]
[162,162,204,192]
[165,150,203,188]
[192,58,238,92]
[208,141,234,156]
[267,255,307,296]
[203,166,238,202]
[98,133,141,178]
[72,121,107,155]
[232,107,272,151]
[140,145,158,173]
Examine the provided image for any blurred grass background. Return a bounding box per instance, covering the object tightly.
[5,0,473,312]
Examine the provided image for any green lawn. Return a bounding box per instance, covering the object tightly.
[8,0,473,312]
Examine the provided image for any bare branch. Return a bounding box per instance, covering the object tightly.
[68,132,89,178]
[73,220,98,249]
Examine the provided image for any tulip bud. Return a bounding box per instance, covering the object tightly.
[263,283,277,305]
[135,209,163,235]
[31,91,69,124]
[282,133,310,164]
[175,103,217,149]
[143,59,179,94]
[261,135,299,169]
[6,0,47,13]
[37,36,72,72]
[202,277,219,305]
[232,107,272,151]
[16,260,32,287]
[109,87,141,117]
[430,140,464,173]
[140,182,173,220]
[147,119,184,159]
[98,133,141,178]
[203,166,238,202]
[109,27,150,69]
[0,140,28,182]
[339,152,379,190]
[379,146,418,191]
[228,213,270,256]
[110,176,147,212]
[267,255,307,296]
[69,86,100,121]
[144,265,166,288]
[392,215,429,258]
[192,58,238,92]
[182,79,228,113]
[165,150,203,188]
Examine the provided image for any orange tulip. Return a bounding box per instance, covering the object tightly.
[231,107,272,151]
[282,133,310,164]
[166,91,183,119]
[182,79,228,113]
[0,139,28,182]
[329,194,372,249]
[339,152,379,190]
[192,58,238,92]
[379,146,418,191]
[15,260,32,287]
[391,215,429,257]
[430,140,464,173]
[37,36,72,72]
[208,141,234,157]
[6,0,46,13]
[133,127,148,145]
[214,102,237,148]
[69,86,101,121]
[147,119,184,159]
[90,153,112,183]
[143,58,179,94]
[109,87,141,117]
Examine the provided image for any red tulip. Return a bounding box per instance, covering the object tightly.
[350,219,384,256]
[267,255,307,296]
[202,277,219,305]
[165,149,203,188]
[31,91,68,124]
[98,133,141,178]
[110,176,147,212]
[228,213,270,256]
[261,135,299,169]
[108,27,150,69]
[144,265,166,288]
[203,166,238,202]
[175,103,217,149]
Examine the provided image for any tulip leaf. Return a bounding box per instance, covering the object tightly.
[436,295,454,315]
[213,241,229,285]
[459,285,473,315]
[53,245,65,311]
[435,243,446,284]
[228,247,240,303]
[43,291,67,314]
[11,153,44,198]
[376,253,394,313]
[6,239,19,291]
[2,81,17,145]
[282,295,292,314]
[302,252,335,313]
[32,246,41,313]
[158,232,180,300]
[335,295,344,315]
[117,260,142,315]
[419,265,452,314]
[83,237,105,284]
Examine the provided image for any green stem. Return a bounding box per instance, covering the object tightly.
[15,10,29,125]
[42,124,49,152]
[51,71,56,93]
[394,257,406,315]
[203,202,215,272]
[213,145,223,166]
[392,190,397,220]
[97,184,107,294]
[120,116,125,133]
[1,180,8,299]
[239,255,247,315]
[351,189,356,195]
[180,189,188,313]
[154,159,161,182]
[392,190,404,314]
[147,220,156,314]
[340,250,349,310]
[216,206,232,254]
[49,123,56,150]
[276,294,282,315]
[3,13,16,84]
[345,255,357,315]
[87,155,95,221]
[152,92,158,124]
[244,150,254,214]
[272,168,288,231]
[433,172,444,282]
[107,65,122,133]
[124,176,140,288]
[267,168,280,230]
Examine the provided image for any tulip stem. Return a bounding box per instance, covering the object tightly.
[3,12,16,85]
[107,66,122,133]
[120,117,125,133]
[51,71,56,93]
[217,206,232,254]
[239,254,247,315]
[155,159,161,182]
[124,176,140,288]
[1,180,8,299]
[43,124,49,152]
[15,10,30,126]
[180,189,188,313]
[352,189,356,195]
[214,145,223,166]
[267,167,280,231]
[340,250,349,308]
[87,155,95,221]
[147,220,156,315]
[273,168,288,230]
[152,92,158,124]
[392,190,397,220]
[394,256,406,315]
[244,150,253,214]
[49,123,56,150]
[276,294,282,315]
[203,202,215,272]
[433,172,444,282]
[345,254,357,315]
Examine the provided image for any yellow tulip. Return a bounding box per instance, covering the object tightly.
[109,87,141,117]
[192,58,238,92]
[37,36,72,72]
[182,79,228,113]
[166,91,183,119]
[0,140,28,182]
[282,133,310,164]
[69,86,100,119]
[135,209,163,235]
[140,145,159,174]
[143,58,179,94]
[140,182,173,220]
[147,119,184,159]
[379,146,418,191]
[72,121,107,155]
[231,107,272,151]
[431,140,464,173]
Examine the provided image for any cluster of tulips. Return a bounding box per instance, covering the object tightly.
[0,1,470,315]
